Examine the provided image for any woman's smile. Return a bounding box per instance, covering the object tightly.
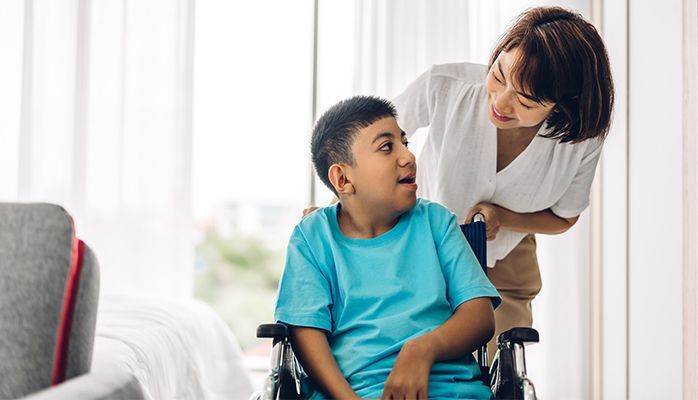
[491,104,514,122]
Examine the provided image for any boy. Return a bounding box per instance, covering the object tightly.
[275,96,501,399]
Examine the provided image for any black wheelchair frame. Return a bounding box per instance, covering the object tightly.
[251,215,540,400]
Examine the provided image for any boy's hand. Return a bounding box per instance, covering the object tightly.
[465,202,502,240]
[381,338,434,400]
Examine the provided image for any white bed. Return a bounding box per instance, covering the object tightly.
[92,295,254,400]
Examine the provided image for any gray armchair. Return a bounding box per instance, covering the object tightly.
[0,203,101,398]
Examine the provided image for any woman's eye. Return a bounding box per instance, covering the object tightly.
[380,142,393,151]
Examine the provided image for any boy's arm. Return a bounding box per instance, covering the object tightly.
[383,205,499,400]
[290,326,360,400]
[406,297,494,361]
[381,298,494,400]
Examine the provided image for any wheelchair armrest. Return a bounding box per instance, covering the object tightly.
[257,323,290,339]
[497,327,539,347]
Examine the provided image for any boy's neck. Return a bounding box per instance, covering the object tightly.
[336,200,402,239]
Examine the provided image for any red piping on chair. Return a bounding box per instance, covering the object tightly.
[51,226,85,386]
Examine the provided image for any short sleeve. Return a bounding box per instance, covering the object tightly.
[274,227,333,332]
[550,139,604,219]
[393,66,435,137]
[432,206,501,310]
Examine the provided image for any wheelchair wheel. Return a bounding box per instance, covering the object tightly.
[489,355,500,393]
[277,348,302,400]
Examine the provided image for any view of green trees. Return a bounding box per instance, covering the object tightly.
[194,228,285,350]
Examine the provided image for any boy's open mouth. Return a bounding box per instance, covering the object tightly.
[398,176,416,184]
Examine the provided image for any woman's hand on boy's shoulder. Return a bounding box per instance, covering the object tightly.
[302,198,338,218]
[302,206,319,217]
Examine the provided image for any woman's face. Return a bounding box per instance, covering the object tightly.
[485,48,555,130]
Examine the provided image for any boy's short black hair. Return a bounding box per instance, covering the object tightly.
[311,96,397,195]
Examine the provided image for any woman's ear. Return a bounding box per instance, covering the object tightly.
[328,164,355,195]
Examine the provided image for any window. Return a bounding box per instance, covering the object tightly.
[192,1,352,361]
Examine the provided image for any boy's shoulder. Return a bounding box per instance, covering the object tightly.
[413,198,455,219]
[298,204,334,225]
[292,204,337,244]
[410,199,458,239]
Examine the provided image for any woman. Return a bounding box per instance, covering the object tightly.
[392,6,613,358]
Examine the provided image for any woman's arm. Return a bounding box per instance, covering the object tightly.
[465,202,579,240]
[290,326,360,399]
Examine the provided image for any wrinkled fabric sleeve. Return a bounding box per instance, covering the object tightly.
[393,66,435,138]
[551,139,604,219]
[274,227,333,332]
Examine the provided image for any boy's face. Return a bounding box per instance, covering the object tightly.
[345,116,417,214]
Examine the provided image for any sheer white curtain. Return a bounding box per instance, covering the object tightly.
[352,1,592,399]
[0,0,194,297]
[353,0,517,98]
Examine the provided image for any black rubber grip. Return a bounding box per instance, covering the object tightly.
[257,323,290,339]
[497,327,540,345]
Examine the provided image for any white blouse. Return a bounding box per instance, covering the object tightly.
[393,63,603,267]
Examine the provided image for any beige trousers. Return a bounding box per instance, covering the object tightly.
[486,234,542,363]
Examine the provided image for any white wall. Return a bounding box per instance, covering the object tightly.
[600,0,629,398]
[601,0,684,398]
[627,0,684,398]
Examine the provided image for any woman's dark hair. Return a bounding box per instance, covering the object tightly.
[489,6,614,143]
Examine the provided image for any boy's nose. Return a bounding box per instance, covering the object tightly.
[399,148,416,167]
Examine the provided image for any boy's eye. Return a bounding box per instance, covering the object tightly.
[379,142,393,151]
[403,140,410,148]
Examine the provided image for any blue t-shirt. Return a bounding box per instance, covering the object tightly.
[275,199,501,399]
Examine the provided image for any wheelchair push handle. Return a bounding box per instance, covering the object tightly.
[473,212,485,224]
[257,323,290,339]
[498,327,540,347]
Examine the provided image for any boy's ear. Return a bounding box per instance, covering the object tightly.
[328,164,355,195]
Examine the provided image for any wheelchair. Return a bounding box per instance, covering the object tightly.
[250,215,540,400]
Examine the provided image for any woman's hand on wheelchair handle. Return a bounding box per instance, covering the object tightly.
[465,202,502,241]
[381,337,434,400]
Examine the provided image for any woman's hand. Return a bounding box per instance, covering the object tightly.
[381,338,434,400]
[465,202,503,241]
[302,206,319,217]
